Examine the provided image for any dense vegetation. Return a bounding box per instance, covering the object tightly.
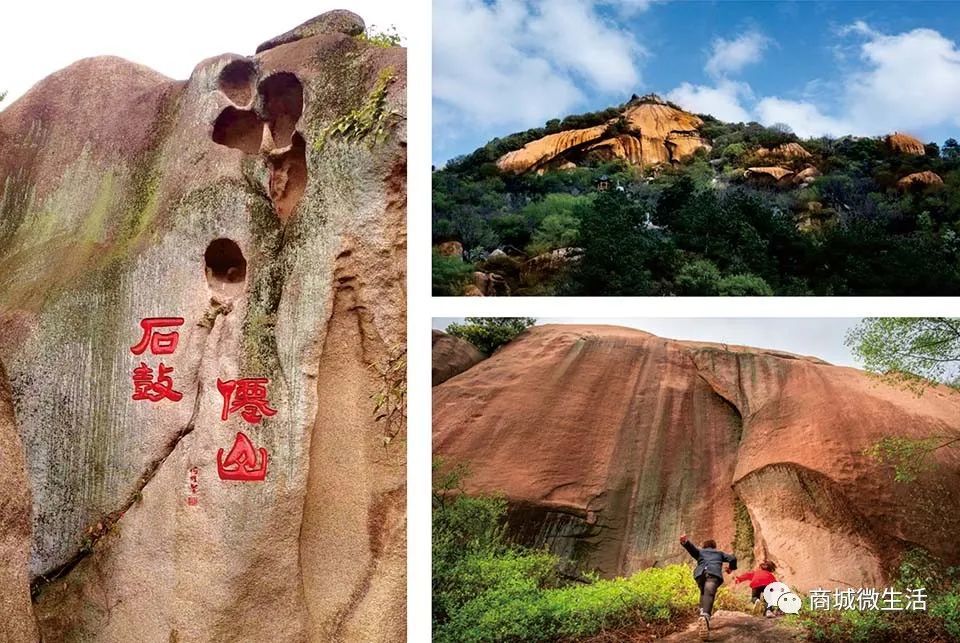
[434,461,960,642]
[433,108,960,296]
[433,461,709,642]
[445,317,536,355]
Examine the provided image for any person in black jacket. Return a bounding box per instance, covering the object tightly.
[680,534,737,639]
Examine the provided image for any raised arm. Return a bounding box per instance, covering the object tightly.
[680,535,700,560]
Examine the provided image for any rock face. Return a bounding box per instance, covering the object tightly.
[0,361,39,642]
[496,96,709,174]
[433,325,960,592]
[432,330,485,386]
[886,132,926,156]
[898,171,943,188]
[0,12,405,642]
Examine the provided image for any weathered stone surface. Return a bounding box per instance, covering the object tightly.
[886,132,926,156]
[432,330,485,386]
[745,166,794,182]
[433,325,960,591]
[0,14,405,643]
[435,240,463,258]
[496,95,709,174]
[756,142,812,160]
[0,360,38,643]
[256,10,366,54]
[898,170,943,188]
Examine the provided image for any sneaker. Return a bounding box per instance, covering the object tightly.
[697,613,711,640]
[752,598,766,616]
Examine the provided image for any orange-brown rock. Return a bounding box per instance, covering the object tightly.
[433,325,960,592]
[432,330,486,386]
[436,240,464,258]
[745,166,794,183]
[497,124,609,174]
[886,132,926,156]
[793,166,821,185]
[496,96,709,174]
[0,360,39,642]
[898,171,943,188]
[756,143,812,160]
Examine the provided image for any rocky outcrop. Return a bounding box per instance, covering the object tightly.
[756,143,812,160]
[886,132,926,156]
[745,166,794,184]
[0,12,405,642]
[435,241,464,258]
[433,325,960,591]
[898,171,943,189]
[432,330,485,386]
[496,96,709,174]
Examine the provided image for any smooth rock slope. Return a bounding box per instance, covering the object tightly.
[433,325,960,591]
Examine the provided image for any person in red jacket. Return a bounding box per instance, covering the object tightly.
[735,560,778,617]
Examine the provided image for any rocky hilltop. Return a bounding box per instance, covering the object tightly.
[496,95,710,174]
[433,325,960,591]
[0,11,405,642]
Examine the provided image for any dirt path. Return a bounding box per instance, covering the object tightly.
[659,610,803,642]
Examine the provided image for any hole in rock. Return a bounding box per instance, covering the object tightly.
[268,133,308,223]
[212,106,263,155]
[259,72,303,149]
[204,238,247,297]
[218,59,257,106]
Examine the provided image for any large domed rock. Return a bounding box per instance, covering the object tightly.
[496,96,709,174]
[433,325,960,592]
[0,13,406,642]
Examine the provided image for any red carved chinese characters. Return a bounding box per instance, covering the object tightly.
[131,317,184,403]
[217,377,277,424]
[217,432,268,481]
[130,317,184,355]
[131,362,182,402]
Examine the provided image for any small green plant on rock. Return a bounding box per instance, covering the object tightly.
[317,67,400,149]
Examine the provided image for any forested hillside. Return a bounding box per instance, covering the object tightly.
[433,96,960,296]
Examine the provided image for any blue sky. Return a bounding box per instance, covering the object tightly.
[433,318,862,367]
[433,0,960,163]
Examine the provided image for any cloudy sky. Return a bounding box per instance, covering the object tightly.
[433,0,960,163]
[433,318,863,367]
[1,1,410,107]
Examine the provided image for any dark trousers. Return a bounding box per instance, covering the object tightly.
[697,574,722,615]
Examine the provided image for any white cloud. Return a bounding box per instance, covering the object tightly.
[844,26,960,133]
[705,31,769,77]
[667,80,752,122]
[754,97,852,137]
[433,0,647,129]
[668,22,960,141]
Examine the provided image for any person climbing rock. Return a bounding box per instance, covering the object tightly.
[680,535,737,640]
[735,560,778,617]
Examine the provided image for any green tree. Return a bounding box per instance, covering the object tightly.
[943,138,960,161]
[446,317,536,354]
[846,318,960,481]
[527,212,579,256]
[674,259,721,295]
[432,250,474,296]
[576,190,676,295]
[716,273,774,296]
